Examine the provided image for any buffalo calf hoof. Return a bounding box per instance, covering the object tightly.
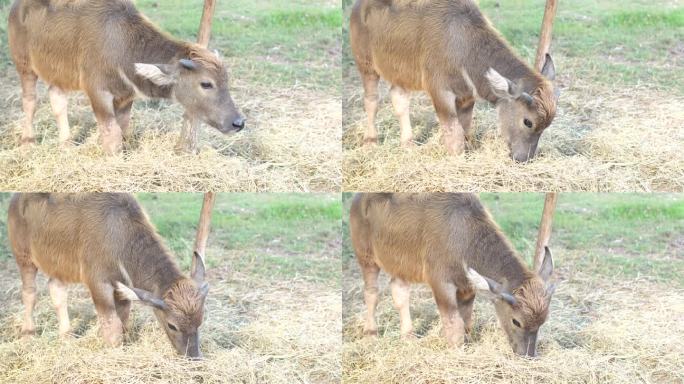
[58,332,75,340]
[20,328,36,337]
[442,133,466,156]
[446,144,465,156]
[464,137,476,150]
[58,327,72,338]
[400,332,416,340]
[363,137,378,146]
[102,143,122,156]
[363,329,378,337]
[20,137,36,146]
[401,140,415,148]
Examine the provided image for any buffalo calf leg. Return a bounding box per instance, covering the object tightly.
[115,99,134,142]
[457,287,476,335]
[390,277,413,338]
[89,283,123,346]
[431,281,465,347]
[456,96,476,146]
[97,310,123,346]
[439,117,466,155]
[431,89,465,155]
[115,298,132,332]
[19,73,38,145]
[362,73,380,145]
[361,262,381,336]
[19,263,38,336]
[100,119,123,155]
[48,86,71,144]
[89,90,123,154]
[439,305,465,347]
[48,278,71,337]
[390,86,413,147]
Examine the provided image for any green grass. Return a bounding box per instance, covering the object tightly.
[480,0,684,92]
[137,193,342,282]
[342,193,684,286]
[0,193,342,283]
[342,0,684,93]
[482,193,684,285]
[0,0,341,91]
[134,0,341,91]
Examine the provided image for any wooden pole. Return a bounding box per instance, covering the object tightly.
[176,0,217,154]
[197,0,217,47]
[534,193,558,271]
[534,0,558,71]
[192,192,216,272]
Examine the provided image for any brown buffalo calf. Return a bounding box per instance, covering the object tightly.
[350,193,556,357]
[8,193,209,358]
[8,0,245,154]
[350,0,558,161]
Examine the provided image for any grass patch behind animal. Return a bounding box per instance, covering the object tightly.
[342,0,684,191]
[341,193,684,383]
[0,193,342,383]
[0,0,341,192]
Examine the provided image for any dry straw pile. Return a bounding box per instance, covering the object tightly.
[0,258,341,384]
[342,68,684,192]
[0,70,341,192]
[342,251,684,383]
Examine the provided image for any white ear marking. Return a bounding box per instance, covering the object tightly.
[485,68,510,95]
[134,63,174,86]
[115,282,140,302]
[467,268,491,291]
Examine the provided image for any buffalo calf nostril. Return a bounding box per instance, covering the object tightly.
[232,118,245,129]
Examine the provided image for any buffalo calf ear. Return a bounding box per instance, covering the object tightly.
[541,54,556,81]
[199,282,209,298]
[486,68,521,100]
[115,282,167,310]
[546,281,557,298]
[135,63,175,86]
[538,246,554,282]
[467,268,517,306]
[192,251,206,284]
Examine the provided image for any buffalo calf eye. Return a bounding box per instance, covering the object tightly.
[200,82,213,89]
[168,323,178,331]
[512,319,521,328]
[523,118,533,128]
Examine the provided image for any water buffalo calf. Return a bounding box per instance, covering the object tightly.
[350,0,558,161]
[350,193,556,356]
[8,193,209,358]
[8,0,245,154]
